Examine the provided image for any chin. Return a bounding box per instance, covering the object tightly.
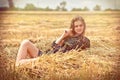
[76,32,82,35]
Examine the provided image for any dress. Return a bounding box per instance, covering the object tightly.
[38,36,90,56]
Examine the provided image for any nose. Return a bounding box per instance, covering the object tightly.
[77,26,82,29]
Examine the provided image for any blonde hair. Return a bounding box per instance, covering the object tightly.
[70,16,86,36]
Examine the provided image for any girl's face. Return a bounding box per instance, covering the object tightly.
[74,20,84,35]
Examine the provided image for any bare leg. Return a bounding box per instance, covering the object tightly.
[16,39,39,66]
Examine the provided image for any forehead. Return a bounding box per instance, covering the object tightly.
[74,20,83,25]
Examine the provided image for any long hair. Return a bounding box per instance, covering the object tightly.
[70,16,86,36]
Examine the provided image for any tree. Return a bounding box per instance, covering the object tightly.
[24,3,36,10]
[105,8,120,11]
[55,6,61,11]
[71,8,82,11]
[82,6,89,11]
[93,5,101,11]
[60,1,66,10]
[105,8,113,11]
[44,6,53,11]
[55,1,67,11]
[8,0,14,8]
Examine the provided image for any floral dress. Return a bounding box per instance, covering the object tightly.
[50,36,90,53]
[38,36,90,55]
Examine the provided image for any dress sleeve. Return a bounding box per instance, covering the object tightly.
[81,37,90,49]
[51,40,61,53]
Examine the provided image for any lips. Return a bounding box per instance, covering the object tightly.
[76,30,82,34]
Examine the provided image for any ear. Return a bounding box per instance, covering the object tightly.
[70,21,74,29]
[72,22,74,27]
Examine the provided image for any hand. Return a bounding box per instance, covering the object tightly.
[55,29,71,45]
[62,29,70,38]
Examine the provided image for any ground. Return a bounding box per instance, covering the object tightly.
[0,11,120,80]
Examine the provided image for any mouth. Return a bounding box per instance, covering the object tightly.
[77,30,82,33]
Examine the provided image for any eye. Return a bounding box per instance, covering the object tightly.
[75,25,79,27]
[79,25,83,27]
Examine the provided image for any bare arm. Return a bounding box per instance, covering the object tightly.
[55,29,71,46]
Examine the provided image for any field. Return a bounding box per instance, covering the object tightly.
[0,11,120,80]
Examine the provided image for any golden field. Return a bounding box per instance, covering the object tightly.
[0,11,120,80]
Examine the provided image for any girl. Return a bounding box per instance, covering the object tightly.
[16,16,90,66]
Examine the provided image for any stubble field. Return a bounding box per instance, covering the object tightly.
[0,11,120,80]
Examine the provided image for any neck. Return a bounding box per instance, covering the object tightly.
[74,33,83,37]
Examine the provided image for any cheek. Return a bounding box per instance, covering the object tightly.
[75,26,84,31]
[81,27,84,30]
[74,27,85,34]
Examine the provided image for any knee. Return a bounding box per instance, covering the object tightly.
[20,39,31,47]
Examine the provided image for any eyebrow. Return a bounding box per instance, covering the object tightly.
[75,24,83,26]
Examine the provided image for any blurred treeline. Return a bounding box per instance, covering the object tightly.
[0,0,120,11]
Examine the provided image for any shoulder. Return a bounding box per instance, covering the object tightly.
[81,36,90,49]
[83,36,90,43]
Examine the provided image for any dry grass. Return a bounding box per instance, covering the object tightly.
[0,11,120,80]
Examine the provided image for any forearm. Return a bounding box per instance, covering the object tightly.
[55,29,70,46]
[55,36,64,46]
